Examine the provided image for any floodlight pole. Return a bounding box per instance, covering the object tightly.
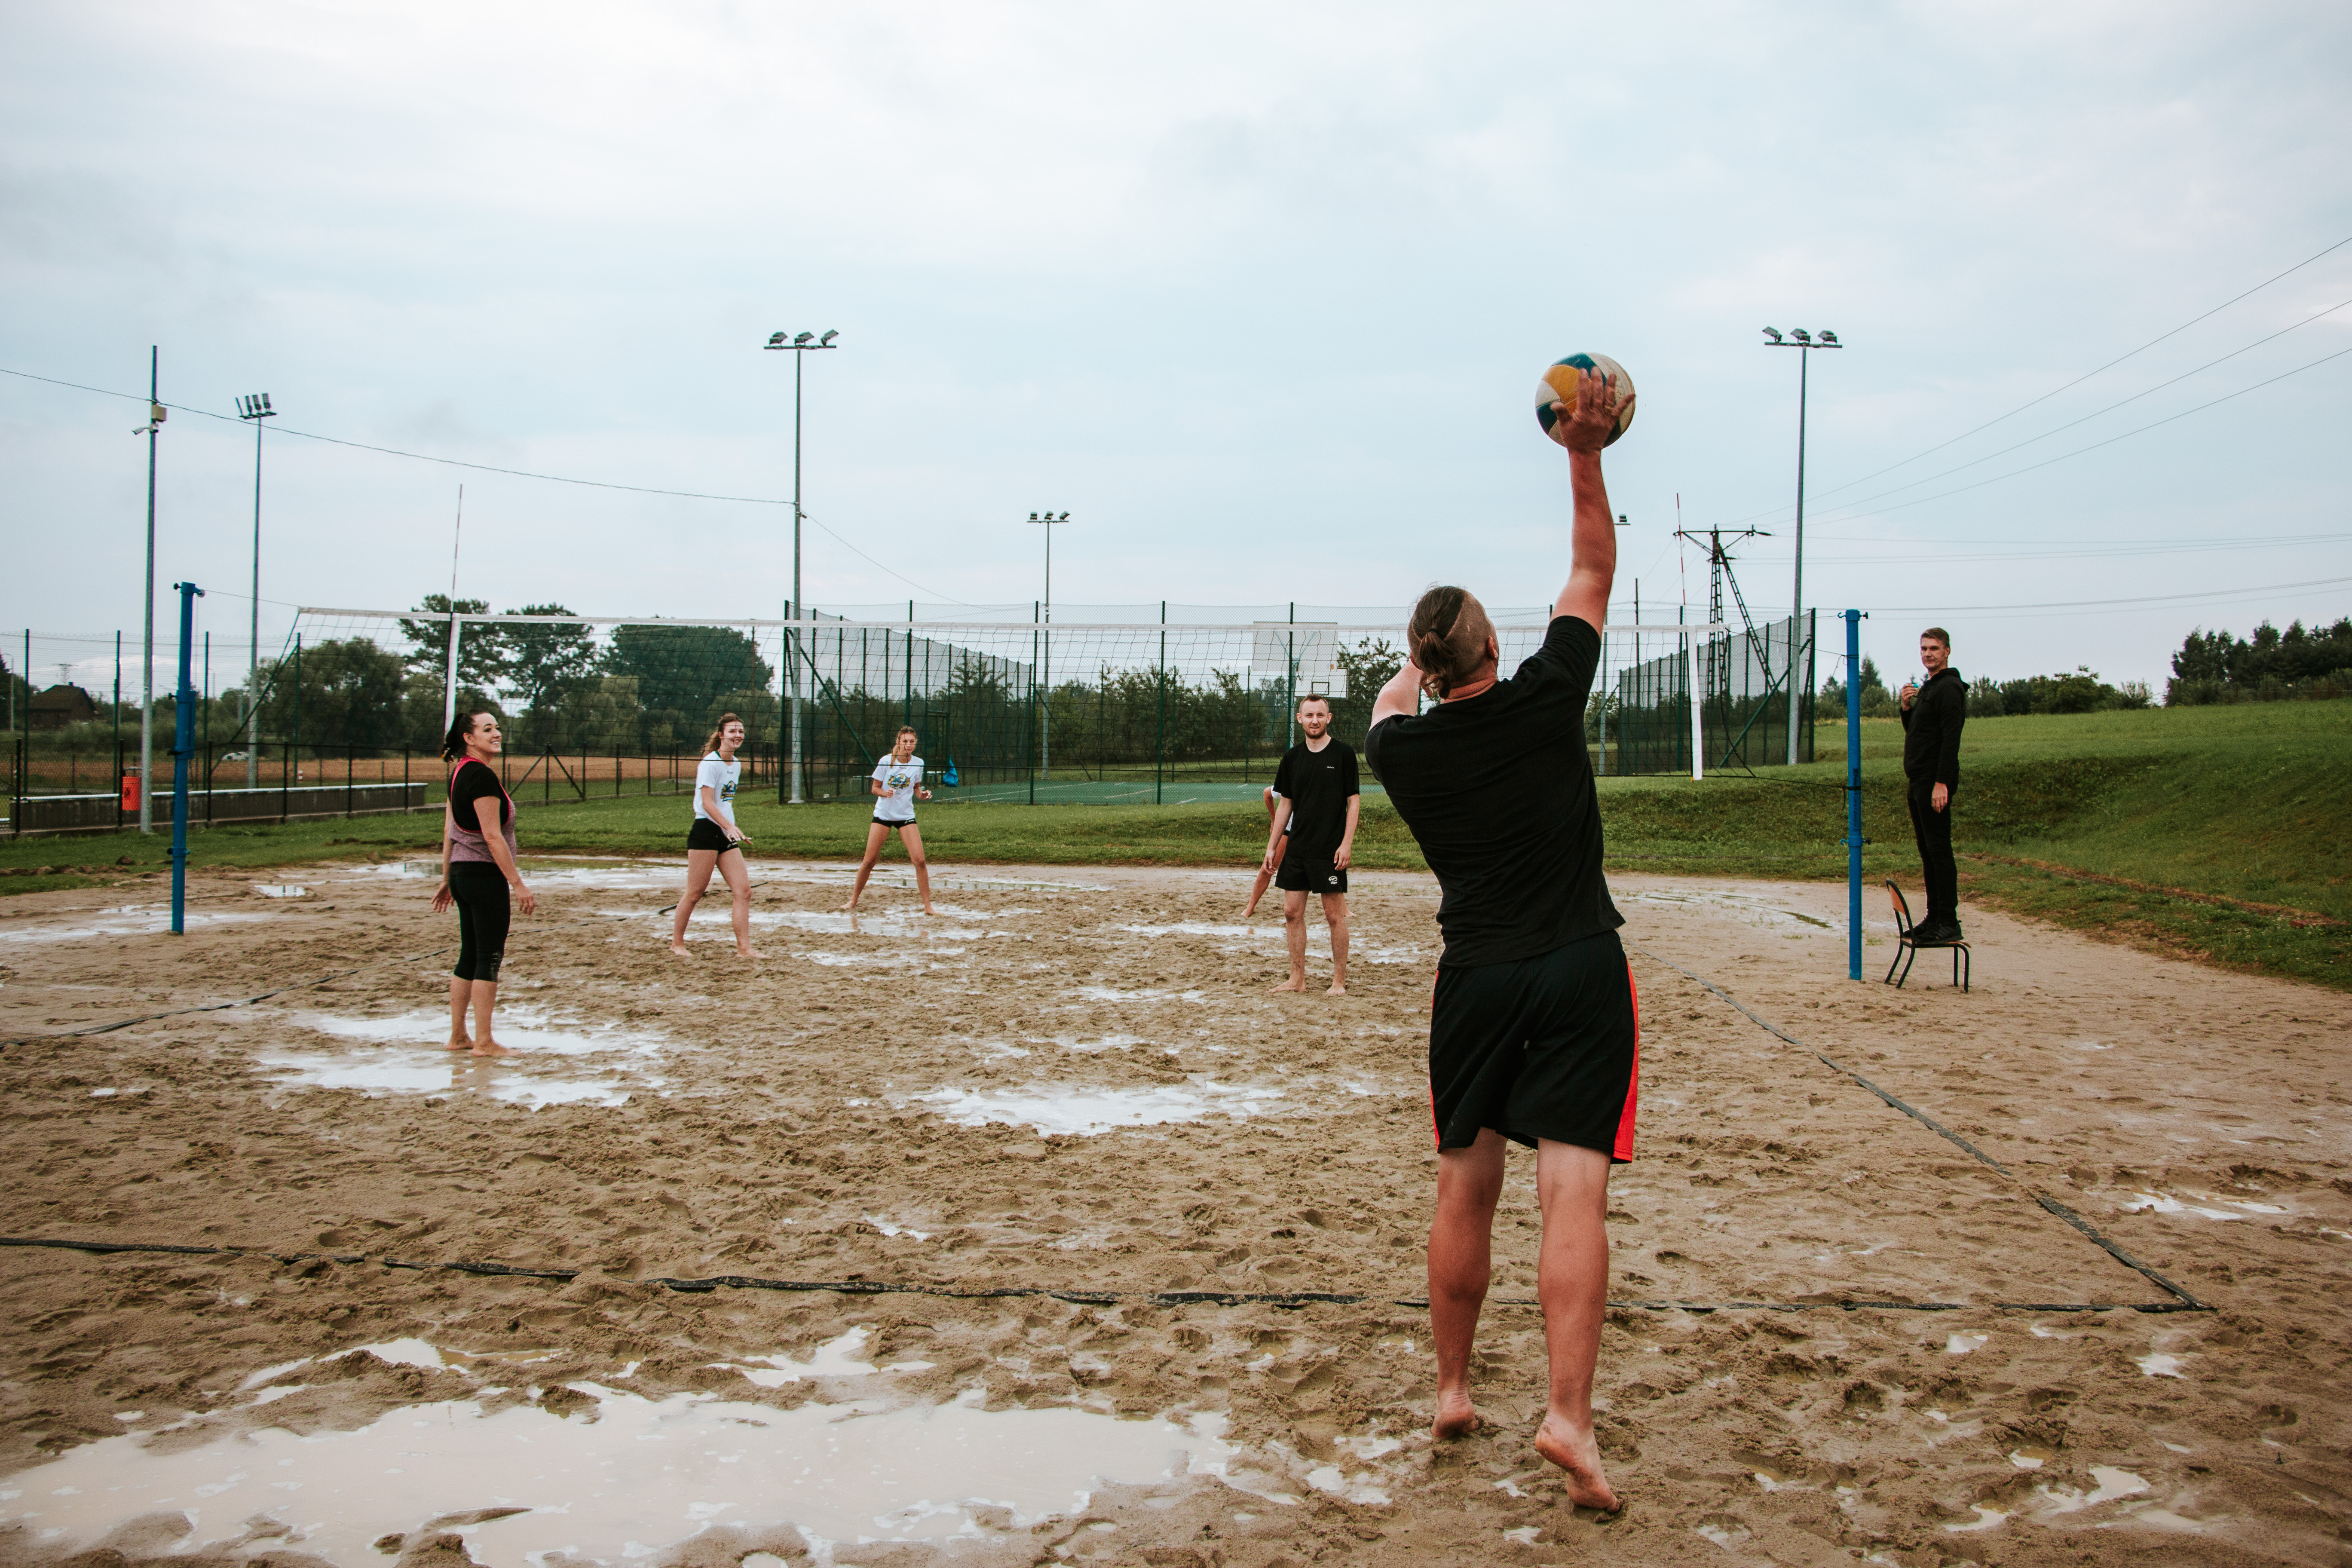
[136,346,164,834]
[764,330,839,804]
[236,394,277,790]
[1027,511,1071,780]
[1764,328,1843,766]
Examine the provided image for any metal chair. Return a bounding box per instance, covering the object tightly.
[1883,880,1969,991]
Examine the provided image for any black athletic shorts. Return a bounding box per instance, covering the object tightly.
[1274,854,1346,895]
[873,815,916,832]
[1428,929,1638,1160]
[688,818,739,852]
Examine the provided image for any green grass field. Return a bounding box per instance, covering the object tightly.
[6,701,2344,987]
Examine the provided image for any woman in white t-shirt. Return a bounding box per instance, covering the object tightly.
[669,713,760,958]
[842,724,934,914]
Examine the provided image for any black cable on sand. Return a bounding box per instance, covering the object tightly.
[0,1235,2198,1314]
[1625,942,2209,1312]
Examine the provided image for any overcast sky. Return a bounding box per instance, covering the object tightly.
[4,0,2348,696]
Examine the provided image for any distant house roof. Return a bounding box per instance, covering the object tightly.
[28,684,98,729]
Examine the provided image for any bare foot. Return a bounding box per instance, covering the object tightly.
[1242,898,1263,919]
[735,946,763,960]
[839,898,860,913]
[668,941,691,957]
[1269,977,1308,993]
[444,1036,472,1053]
[1432,1389,1480,1440]
[1533,1413,1620,1511]
[920,906,936,916]
[470,1040,515,1058]
[1326,980,1348,995]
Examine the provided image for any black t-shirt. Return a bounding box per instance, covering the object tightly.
[1272,738,1360,857]
[1364,615,1620,968]
[449,758,511,831]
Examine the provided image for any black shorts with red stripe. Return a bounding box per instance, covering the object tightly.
[1428,929,1638,1161]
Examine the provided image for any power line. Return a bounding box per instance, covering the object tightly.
[1810,231,2352,500]
[1871,573,2352,614]
[0,363,977,606]
[1810,530,2352,565]
[1800,293,2352,521]
[1801,342,2352,527]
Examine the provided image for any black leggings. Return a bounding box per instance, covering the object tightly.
[450,862,511,983]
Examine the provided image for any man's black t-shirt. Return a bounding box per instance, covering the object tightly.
[449,758,512,830]
[1273,738,1360,858]
[1364,615,1620,968]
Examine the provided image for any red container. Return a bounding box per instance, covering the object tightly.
[120,774,140,811]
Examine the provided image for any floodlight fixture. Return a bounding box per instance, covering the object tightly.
[1762,326,1783,343]
[1819,330,1840,346]
[1791,328,1812,344]
[819,330,838,346]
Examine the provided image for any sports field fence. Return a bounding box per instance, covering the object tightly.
[4,606,1813,832]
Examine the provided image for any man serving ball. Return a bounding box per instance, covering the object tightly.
[1363,359,1635,1511]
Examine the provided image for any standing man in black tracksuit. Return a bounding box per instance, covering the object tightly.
[1898,627,1968,942]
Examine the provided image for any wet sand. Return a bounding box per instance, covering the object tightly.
[0,856,2345,1566]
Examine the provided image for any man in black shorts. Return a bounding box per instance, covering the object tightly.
[1362,365,1632,1512]
[1264,693,1360,995]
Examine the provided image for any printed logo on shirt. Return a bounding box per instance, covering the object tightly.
[886,770,913,791]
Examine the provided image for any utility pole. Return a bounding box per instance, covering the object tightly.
[1763,326,1843,765]
[134,347,165,833]
[764,329,839,803]
[1027,511,1071,780]
[236,393,276,789]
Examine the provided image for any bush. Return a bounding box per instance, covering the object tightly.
[1981,667,2147,717]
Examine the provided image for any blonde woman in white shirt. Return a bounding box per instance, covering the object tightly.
[670,713,760,958]
[842,725,934,914]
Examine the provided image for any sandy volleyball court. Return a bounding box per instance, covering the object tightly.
[0,855,2345,1567]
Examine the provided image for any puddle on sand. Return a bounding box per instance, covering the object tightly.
[1621,888,1834,931]
[0,1384,1233,1568]
[255,1050,639,1109]
[0,909,267,946]
[2120,1190,2287,1221]
[900,1080,1286,1136]
[298,1008,668,1058]
[260,1009,670,1108]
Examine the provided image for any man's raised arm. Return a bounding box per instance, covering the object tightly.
[1547,369,1622,631]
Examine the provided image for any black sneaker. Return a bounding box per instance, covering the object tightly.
[1913,919,1963,944]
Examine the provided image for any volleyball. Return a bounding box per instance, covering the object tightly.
[1534,353,1636,446]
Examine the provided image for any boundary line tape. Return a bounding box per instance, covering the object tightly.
[0,1235,2201,1314]
[1624,942,2209,1312]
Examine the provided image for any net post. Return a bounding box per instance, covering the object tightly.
[1844,609,1866,981]
[169,582,202,933]
[1684,624,1703,781]
[439,614,462,738]
[1155,601,1166,805]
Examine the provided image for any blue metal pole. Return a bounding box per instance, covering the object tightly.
[171,582,204,933]
[1844,608,1864,980]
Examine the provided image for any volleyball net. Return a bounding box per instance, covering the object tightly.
[228,606,1815,805]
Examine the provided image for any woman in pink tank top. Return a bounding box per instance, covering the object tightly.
[431,711,535,1054]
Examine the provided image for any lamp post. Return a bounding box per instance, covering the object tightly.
[132,347,165,833]
[1028,511,1071,780]
[235,393,276,790]
[764,329,839,804]
[1762,326,1842,765]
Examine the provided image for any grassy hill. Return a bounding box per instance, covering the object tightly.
[5,701,2344,988]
